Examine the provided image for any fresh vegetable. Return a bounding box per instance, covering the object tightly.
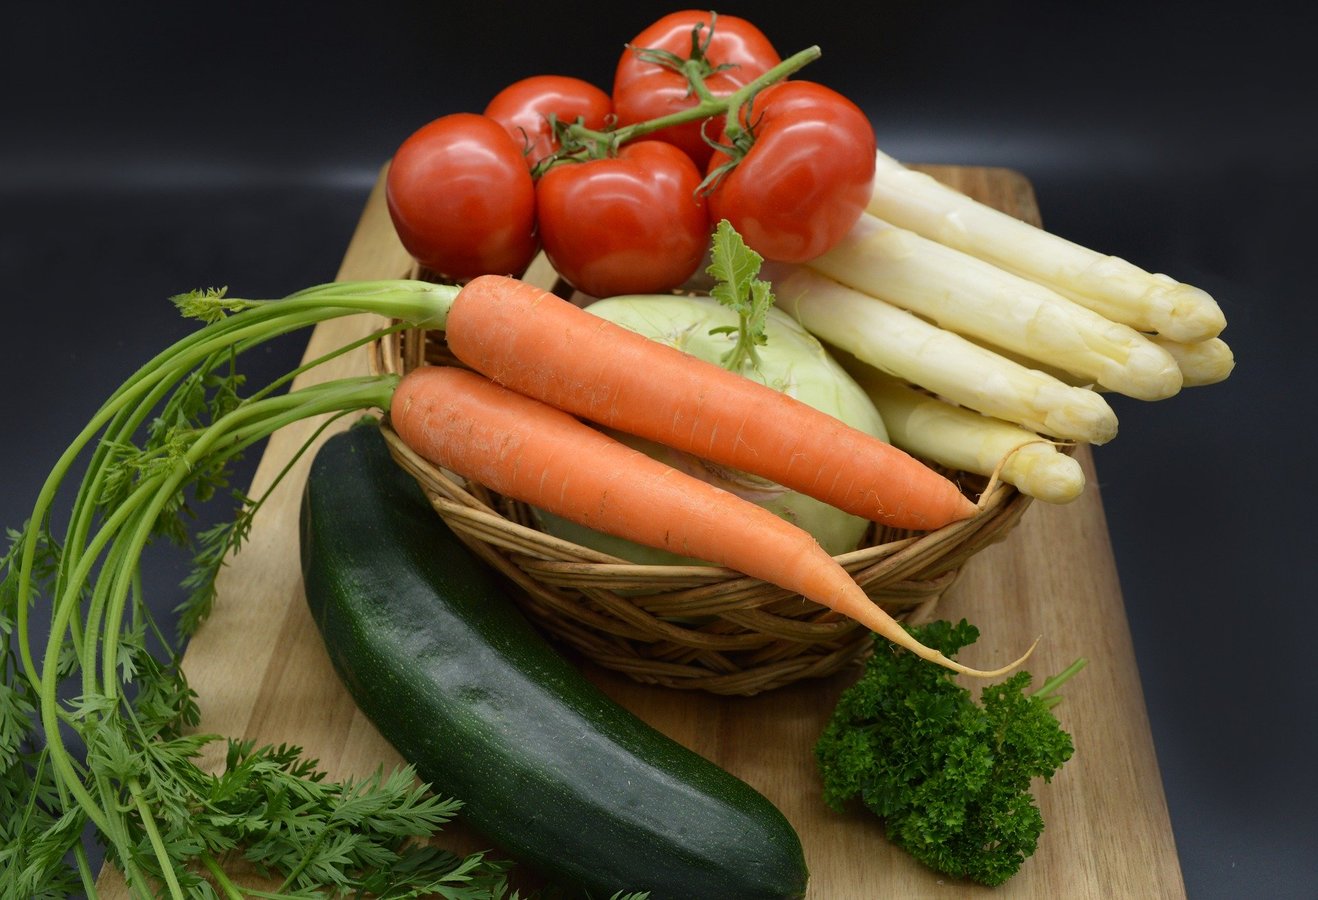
[535,140,710,297]
[847,367,1087,504]
[1152,335,1236,387]
[391,365,1028,678]
[0,281,525,898]
[303,421,807,900]
[809,213,1184,400]
[768,261,1120,444]
[385,112,538,280]
[612,9,782,167]
[442,272,979,532]
[705,80,876,262]
[815,620,1086,886]
[483,73,614,170]
[866,148,1227,342]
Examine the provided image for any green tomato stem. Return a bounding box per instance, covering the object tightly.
[682,56,719,105]
[561,44,822,155]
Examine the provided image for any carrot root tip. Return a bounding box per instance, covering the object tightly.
[977,438,1081,511]
[941,633,1041,679]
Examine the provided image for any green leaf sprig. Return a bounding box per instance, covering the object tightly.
[814,619,1086,887]
[706,219,775,374]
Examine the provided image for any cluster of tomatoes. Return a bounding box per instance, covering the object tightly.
[385,10,876,298]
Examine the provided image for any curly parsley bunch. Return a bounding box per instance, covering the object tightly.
[815,619,1085,886]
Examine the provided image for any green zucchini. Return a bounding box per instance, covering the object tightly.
[299,422,809,899]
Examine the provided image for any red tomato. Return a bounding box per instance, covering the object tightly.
[705,81,876,263]
[613,10,780,168]
[536,141,709,297]
[385,113,538,280]
[484,74,614,169]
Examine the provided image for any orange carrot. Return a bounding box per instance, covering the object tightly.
[443,274,978,532]
[391,365,1031,677]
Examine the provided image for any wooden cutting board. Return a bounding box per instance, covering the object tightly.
[97,165,1185,898]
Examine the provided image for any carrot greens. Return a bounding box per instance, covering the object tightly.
[815,619,1086,887]
[0,279,552,898]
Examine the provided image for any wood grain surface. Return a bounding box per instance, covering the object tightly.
[97,165,1185,898]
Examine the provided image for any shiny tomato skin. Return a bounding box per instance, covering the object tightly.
[536,141,709,298]
[706,81,876,263]
[613,10,780,168]
[483,74,613,169]
[385,113,538,280]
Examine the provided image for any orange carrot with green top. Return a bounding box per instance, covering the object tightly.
[391,365,1031,678]
[442,274,979,532]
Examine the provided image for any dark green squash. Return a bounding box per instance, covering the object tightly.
[299,422,808,899]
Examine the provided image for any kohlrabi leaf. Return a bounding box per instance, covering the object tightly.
[706,219,773,372]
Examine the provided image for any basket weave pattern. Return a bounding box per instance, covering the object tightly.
[370,301,1037,696]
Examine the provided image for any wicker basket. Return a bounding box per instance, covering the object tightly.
[370,263,1039,695]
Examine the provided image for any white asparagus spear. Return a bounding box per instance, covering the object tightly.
[1152,335,1236,387]
[866,149,1226,342]
[961,332,1235,391]
[847,365,1086,504]
[808,213,1184,401]
[767,263,1119,444]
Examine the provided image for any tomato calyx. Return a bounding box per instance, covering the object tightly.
[696,91,766,196]
[624,12,742,104]
[531,115,618,178]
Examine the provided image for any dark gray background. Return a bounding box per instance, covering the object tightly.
[4,2,1315,896]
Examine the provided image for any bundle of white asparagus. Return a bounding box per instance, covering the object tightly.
[769,149,1234,504]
